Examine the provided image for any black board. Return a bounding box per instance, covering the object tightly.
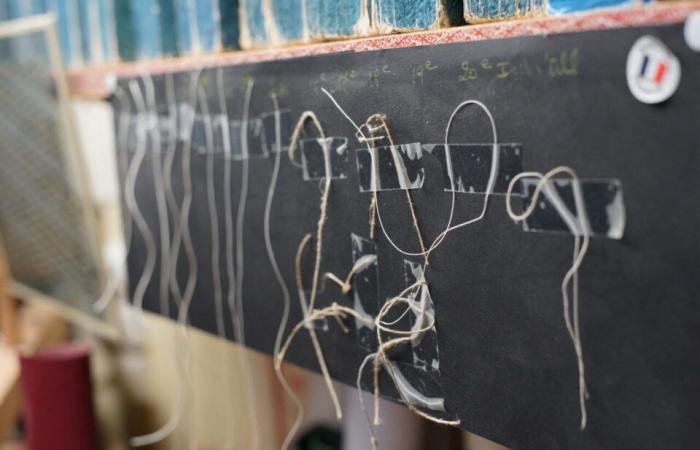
[115,22,700,450]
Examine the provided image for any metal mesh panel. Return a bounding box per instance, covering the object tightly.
[0,31,101,317]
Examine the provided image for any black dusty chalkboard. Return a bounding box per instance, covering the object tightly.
[115,22,700,450]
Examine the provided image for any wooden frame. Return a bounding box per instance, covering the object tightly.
[0,14,116,340]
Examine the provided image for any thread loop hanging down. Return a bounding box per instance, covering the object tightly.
[506,166,591,430]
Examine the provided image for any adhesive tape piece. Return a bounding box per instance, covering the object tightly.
[684,11,700,52]
[626,35,681,104]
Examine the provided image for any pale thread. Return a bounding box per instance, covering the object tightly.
[130,69,202,448]
[505,166,591,430]
[278,277,461,450]
[276,111,344,423]
[360,282,461,450]
[321,90,500,261]
[267,94,305,450]
[214,68,237,450]
[124,80,157,314]
[294,233,312,321]
[368,194,377,240]
[323,254,377,295]
[288,110,325,166]
[234,80,262,450]
[215,72,247,450]
[198,86,226,339]
[303,124,343,420]
[361,117,379,241]
[176,71,202,450]
[142,75,172,318]
[320,90,509,448]
[163,73,184,304]
[359,114,428,265]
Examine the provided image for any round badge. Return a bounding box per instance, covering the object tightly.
[626,35,681,104]
[684,11,700,52]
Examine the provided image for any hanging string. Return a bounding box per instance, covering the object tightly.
[199,83,237,449]
[130,70,201,449]
[163,73,184,306]
[214,68,238,450]
[319,90,506,447]
[361,283,461,450]
[216,69,238,335]
[281,101,467,446]
[323,254,377,295]
[198,86,226,339]
[283,110,344,420]
[505,166,591,430]
[359,114,428,265]
[142,74,172,317]
[265,94,306,450]
[125,81,157,314]
[277,281,459,450]
[288,111,324,167]
[321,89,500,264]
[233,79,262,450]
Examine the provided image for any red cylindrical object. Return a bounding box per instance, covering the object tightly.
[20,344,99,450]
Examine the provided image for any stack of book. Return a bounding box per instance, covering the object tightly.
[0,0,654,67]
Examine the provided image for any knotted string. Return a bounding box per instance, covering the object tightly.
[275,110,342,450]
[357,114,428,265]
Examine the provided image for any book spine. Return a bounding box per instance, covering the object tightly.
[547,0,643,16]
[304,0,322,39]
[77,0,96,65]
[49,0,84,68]
[159,0,179,56]
[219,0,240,49]
[375,0,463,32]
[130,0,162,59]
[463,0,544,22]
[239,0,268,49]
[321,0,367,38]
[97,0,118,63]
[267,0,302,44]
[194,0,220,52]
[114,0,137,61]
[174,0,193,54]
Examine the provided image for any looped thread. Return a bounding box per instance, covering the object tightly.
[321,89,499,264]
[505,166,591,430]
[280,112,344,424]
[288,111,325,168]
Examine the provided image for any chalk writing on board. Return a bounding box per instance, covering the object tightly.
[411,60,439,86]
[459,62,478,81]
[458,48,581,82]
[368,64,392,88]
[239,75,255,92]
[310,70,359,95]
[546,49,579,77]
[267,80,289,98]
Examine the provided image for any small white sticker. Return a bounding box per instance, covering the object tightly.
[626,35,681,104]
[684,11,700,52]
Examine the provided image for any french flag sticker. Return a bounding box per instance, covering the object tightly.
[627,36,681,104]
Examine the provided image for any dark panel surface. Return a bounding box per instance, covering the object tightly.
[116,23,700,450]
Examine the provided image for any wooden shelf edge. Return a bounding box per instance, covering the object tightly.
[66,2,699,99]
